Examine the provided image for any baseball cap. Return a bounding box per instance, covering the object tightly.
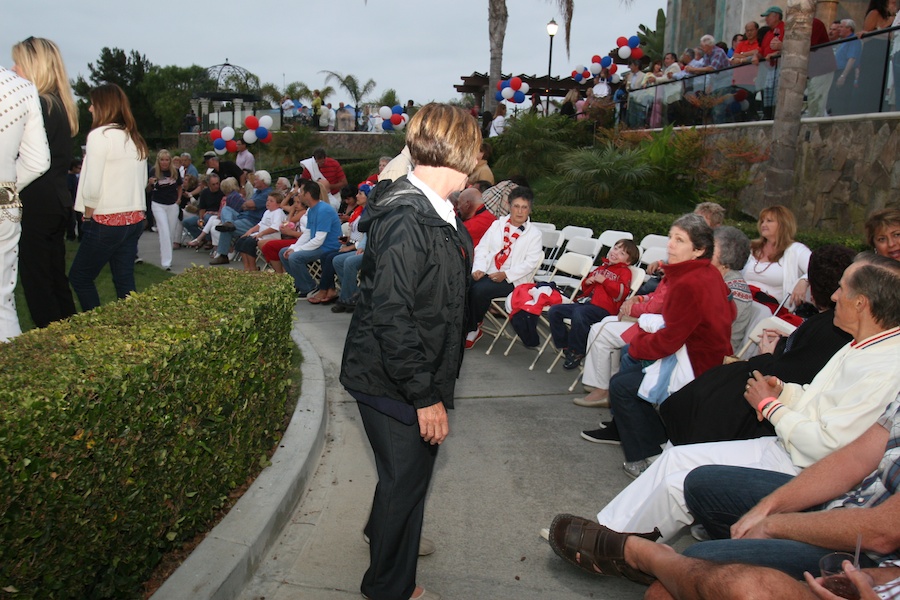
[203,151,217,161]
[761,6,783,16]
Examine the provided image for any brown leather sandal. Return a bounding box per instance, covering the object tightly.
[548,513,660,585]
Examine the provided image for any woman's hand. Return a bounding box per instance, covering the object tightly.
[757,329,784,355]
[472,270,485,281]
[489,271,507,283]
[619,297,638,317]
[790,279,810,307]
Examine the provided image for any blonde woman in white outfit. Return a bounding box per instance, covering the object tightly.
[742,205,811,310]
[0,65,50,341]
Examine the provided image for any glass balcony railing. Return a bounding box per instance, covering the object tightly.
[621,26,900,127]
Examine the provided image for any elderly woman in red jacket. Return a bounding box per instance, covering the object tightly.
[586,213,734,478]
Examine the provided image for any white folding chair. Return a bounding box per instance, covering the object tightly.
[559,236,603,263]
[523,253,595,370]
[531,222,557,233]
[731,303,793,360]
[561,225,594,241]
[639,246,668,273]
[597,229,634,254]
[638,234,669,250]
[537,230,565,276]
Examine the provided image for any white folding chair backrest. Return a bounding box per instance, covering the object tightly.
[561,225,594,241]
[640,246,668,269]
[539,230,566,274]
[565,236,603,261]
[597,229,634,253]
[546,252,595,297]
[639,234,669,250]
[734,303,787,359]
[531,222,557,233]
[627,265,645,297]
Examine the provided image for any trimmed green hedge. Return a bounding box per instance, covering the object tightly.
[531,206,870,252]
[0,268,296,598]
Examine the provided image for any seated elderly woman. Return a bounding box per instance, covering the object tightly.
[186,176,241,250]
[575,225,747,410]
[866,207,900,261]
[465,186,543,349]
[581,213,734,478]
[660,244,857,446]
[548,239,640,370]
[742,205,811,311]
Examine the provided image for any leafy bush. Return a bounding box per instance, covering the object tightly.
[0,268,296,598]
[490,113,595,182]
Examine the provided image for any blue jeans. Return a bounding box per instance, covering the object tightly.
[548,302,611,356]
[317,249,342,290]
[182,213,202,239]
[333,251,364,302]
[69,219,144,311]
[682,465,878,577]
[280,246,324,293]
[610,348,668,462]
[217,206,256,255]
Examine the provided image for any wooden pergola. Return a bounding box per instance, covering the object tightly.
[455,72,584,107]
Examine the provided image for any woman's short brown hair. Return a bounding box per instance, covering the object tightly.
[405,103,481,175]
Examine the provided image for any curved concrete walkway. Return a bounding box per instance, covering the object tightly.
[140,232,678,599]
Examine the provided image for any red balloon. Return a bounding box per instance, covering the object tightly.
[510,76,522,91]
[583,70,591,79]
[592,55,602,64]
[244,115,259,129]
[617,36,628,47]
[262,132,273,144]
[209,129,222,141]
[609,64,618,74]
[734,88,749,102]
[631,47,644,60]
[225,139,238,153]
[497,80,503,91]
[390,113,402,125]
[571,70,578,77]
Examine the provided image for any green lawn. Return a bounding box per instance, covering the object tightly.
[14,239,173,333]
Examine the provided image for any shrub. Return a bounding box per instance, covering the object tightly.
[0,268,296,598]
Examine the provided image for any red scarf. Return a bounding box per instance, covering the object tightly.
[494,221,521,270]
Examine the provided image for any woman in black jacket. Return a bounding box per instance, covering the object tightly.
[340,103,480,600]
[11,37,78,327]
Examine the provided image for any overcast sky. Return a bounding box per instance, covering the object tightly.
[7,0,667,106]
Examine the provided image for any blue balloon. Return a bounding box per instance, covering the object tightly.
[628,35,640,49]
[574,73,583,82]
[601,56,612,68]
[513,90,525,103]
[391,104,403,115]
[213,138,226,150]
[255,126,268,139]
[495,90,504,102]
[501,79,510,88]
[382,120,394,131]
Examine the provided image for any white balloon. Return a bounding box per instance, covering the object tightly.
[611,73,622,84]
[519,82,530,94]
[590,62,602,75]
[215,146,227,155]
[400,113,409,123]
[501,87,515,100]
[243,129,258,144]
[575,64,585,72]
[259,115,273,129]
[395,118,406,130]
[221,126,235,141]
[618,46,632,60]
[740,99,750,111]
[379,106,392,120]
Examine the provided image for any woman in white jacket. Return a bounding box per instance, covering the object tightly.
[742,205,811,310]
[464,186,542,348]
[69,84,148,311]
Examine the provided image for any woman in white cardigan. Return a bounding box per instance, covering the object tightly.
[742,205,811,310]
[464,186,543,348]
[69,84,148,311]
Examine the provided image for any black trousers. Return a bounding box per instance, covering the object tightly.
[19,210,77,327]
[358,402,438,600]
[466,277,513,332]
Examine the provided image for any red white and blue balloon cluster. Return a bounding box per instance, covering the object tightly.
[378,105,409,131]
[208,115,273,154]
[615,35,644,60]
[495,77,530,104]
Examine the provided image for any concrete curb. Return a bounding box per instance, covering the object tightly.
[152,323,328,600]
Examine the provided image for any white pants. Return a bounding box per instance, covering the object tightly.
[581,316,631,389]
[204,215,221,247]
[151,202,180,269]
[596,437,799,542]
[0,215,22,342]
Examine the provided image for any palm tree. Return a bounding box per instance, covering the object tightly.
[764,0,815,214]
[320,71,377,130]
[487,0,574,112]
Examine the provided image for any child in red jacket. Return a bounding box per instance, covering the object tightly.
[549,239,641,369]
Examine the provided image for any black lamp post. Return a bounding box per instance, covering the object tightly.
[545,19,558,116]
